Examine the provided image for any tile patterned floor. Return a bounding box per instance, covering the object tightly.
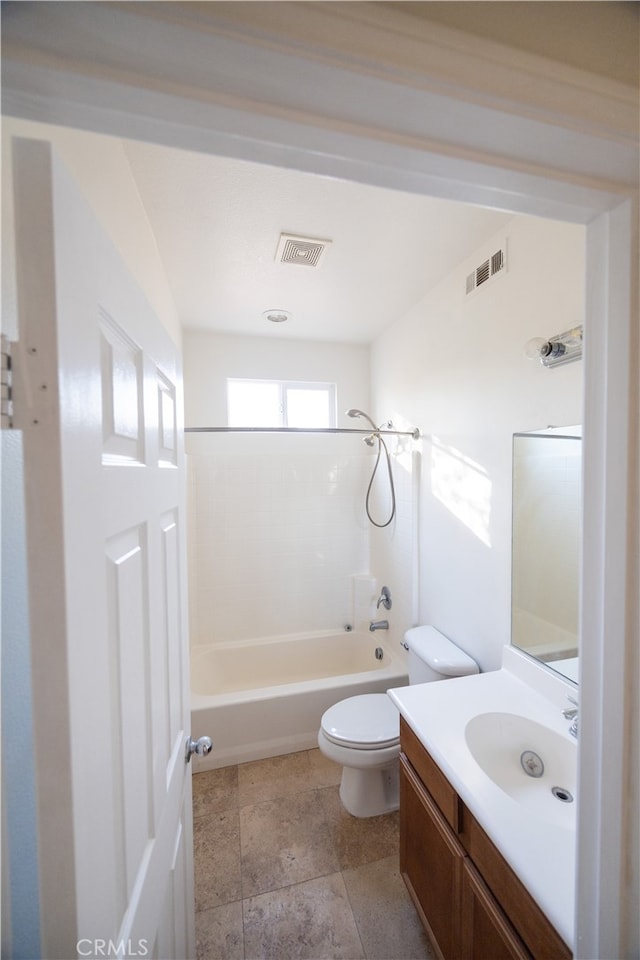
[193,748,434,960]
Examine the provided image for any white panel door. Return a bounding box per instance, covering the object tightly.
[12,138,195,959]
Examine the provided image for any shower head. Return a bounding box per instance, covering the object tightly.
[346,408,378,431]
[362,434,377,447]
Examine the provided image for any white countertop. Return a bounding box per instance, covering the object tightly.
[388,650,576,950]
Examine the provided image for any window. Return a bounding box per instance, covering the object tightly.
[227,379,336,428]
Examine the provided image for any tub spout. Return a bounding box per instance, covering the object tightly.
[369,619,389,632]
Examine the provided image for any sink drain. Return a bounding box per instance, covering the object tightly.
[520,750,544,778]
[551,785,574,803]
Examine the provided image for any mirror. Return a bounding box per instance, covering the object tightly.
[511,427,581,684]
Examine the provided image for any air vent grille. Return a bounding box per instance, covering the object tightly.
[276,233,331,268]
[491,249,504,274]
[466,245,506,294]
[476,259,491,286]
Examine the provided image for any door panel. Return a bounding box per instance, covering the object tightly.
[13,137,194,958]
[100,309,146,465]
[105,525,152,906]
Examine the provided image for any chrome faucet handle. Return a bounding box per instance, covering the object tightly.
[377,586,392,610]
[562,694,579,736]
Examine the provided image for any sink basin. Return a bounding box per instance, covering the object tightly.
[464,712,577,829]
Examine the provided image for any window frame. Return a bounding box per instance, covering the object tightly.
[226,377,337,428]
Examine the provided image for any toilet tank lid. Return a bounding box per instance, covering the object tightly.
[404,626,479,677]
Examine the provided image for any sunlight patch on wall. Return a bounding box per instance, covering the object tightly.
[431,438,492,547]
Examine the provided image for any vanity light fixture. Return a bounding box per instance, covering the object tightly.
[263,309,291,324]
[525,325,583,368]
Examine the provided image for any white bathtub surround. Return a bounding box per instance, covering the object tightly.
[187,433,372,644]
[351,574,377,632]
[369,438,419,640]
[190,632,407,770]
[187,428,419,646]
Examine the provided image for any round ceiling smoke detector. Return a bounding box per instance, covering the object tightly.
[263,309,291,324]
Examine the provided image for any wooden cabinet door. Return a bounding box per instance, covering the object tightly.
[461,859,532,960]
[400,755,465,960]
[460,805,572,959]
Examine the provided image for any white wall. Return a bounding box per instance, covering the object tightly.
[371,215,585,671]
[183,331,370,437]
[1,118,180,345]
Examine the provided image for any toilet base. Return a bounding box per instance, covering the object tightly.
[339,760,399,818]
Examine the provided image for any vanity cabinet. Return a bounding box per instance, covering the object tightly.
[399,717,572,960]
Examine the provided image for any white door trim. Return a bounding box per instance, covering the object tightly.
[1,3,637,215]
[578,197,639,959]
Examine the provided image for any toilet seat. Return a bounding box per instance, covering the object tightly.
[320,693,399,750]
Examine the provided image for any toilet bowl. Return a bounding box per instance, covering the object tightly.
[317,626,479,817]
[318,693,400,818]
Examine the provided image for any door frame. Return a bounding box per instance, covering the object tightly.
[2,5,638,957]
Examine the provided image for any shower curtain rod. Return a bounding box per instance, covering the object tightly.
[185,426,420,438]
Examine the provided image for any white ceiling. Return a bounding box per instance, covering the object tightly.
[123,140,513,344]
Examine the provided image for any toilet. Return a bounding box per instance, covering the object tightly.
[317,626,479,817]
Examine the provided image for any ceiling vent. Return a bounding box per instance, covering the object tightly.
[466,245,506,295]
[275,232,331,268]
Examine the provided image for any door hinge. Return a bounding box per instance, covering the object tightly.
[1,335,15,430]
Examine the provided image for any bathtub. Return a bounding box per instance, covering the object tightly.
[190,629,408,770]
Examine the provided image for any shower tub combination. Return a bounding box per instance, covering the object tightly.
[190,628,408,770]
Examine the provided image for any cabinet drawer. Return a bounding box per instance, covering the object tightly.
[460,806,571,960]
[400,717,460,831]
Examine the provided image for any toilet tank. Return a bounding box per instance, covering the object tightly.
[405,626,479,684]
